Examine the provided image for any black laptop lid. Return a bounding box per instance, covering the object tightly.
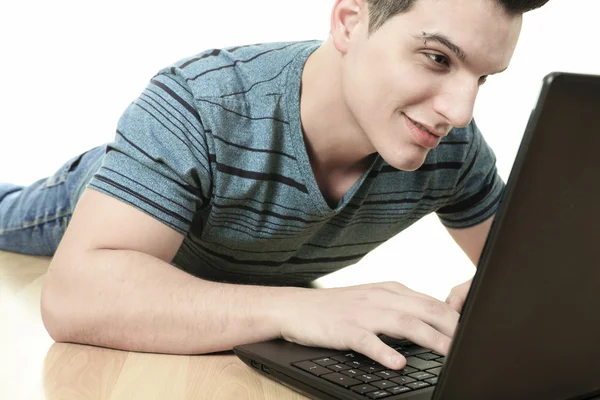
[434,73,600,400]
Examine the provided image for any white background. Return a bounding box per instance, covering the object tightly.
[0,0,598,299]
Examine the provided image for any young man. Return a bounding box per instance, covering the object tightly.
[0,0,548,370]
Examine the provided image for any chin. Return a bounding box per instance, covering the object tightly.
[391,160,424,172]
[380,147,429,172]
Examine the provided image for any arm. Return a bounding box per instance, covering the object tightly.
[445,215,495,267]
[443,215,494,311]
[42,189,460,370]
[41,189,293,354]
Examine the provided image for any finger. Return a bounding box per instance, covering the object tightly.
[345,329,407,370]
[389,295,460,339]
[352,282,443,309]
[378,314,453,357]
[377,281,441,302]
[445,295,465,313]
[448,280,472,299]
[446,282,471,312]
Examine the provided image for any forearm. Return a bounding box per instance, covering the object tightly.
[41,249,301,354]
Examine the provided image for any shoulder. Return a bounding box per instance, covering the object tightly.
[427,119,496,172]
[155,40,322,100]
[439,119,480,154]
[417,119,480,172]
[404,119,497,192]
[143,41,320,138]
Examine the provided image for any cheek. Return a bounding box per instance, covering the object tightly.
[394,64,439,106]
[342,49,439,126]
[343,56,381,104]
[342,61,399,122]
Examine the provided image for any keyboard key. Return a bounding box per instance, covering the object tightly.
[375,370,400,379]
[406,381,431,390]
[292,361,331,376]
[357,374,381,383]
[332,353,358,363]
[409,372,435,380]
[351,384,378,394]
[405,357,442,370]
[361,359,378,366]
[399,366,418,375]
[321,372,362,388]
[346,360,367,368]
[417,352,440,361]
[400,346,431,357]
[366,390,392,399]
[388,386,412,394]
[390,376,416,385]
[327,363,352,372]
[341,369,361,377]
[435,357,446,363]
[372,380,397,389]
[426,367,442,376]
[431,351,443,357]
[313,358,338,367]
[425,377,439,385]
[360,365,386,374]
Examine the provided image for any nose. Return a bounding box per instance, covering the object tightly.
[433,79,479,128]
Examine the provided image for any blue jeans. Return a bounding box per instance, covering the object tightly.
[0,145,107,256]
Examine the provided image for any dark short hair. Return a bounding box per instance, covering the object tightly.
[364,0,551,34]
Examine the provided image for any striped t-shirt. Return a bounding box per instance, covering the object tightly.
[86,40,505,286]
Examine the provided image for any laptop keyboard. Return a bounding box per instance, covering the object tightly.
[292,343,444,399]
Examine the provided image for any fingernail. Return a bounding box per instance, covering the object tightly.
[389,354,404,368]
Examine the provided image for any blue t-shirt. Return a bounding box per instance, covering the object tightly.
[86,40,504,286]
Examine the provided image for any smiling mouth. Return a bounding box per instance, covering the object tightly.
[405,115,441,137]
[412,120,434,136]
[402,113,442,149]
[399,109,452,138]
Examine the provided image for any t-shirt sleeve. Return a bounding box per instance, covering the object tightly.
[87,69,212,235]
[436,120,505,229]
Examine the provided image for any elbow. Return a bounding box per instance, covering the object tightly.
[40,272,73,343]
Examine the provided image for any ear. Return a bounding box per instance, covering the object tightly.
[330,0,367,54]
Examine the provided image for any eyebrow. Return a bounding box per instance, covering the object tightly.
[413,32,467,63]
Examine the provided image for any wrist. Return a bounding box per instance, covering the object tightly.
[263,285,311,340]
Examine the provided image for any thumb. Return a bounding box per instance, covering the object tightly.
[445,279,472,312]
[445,294,463,312]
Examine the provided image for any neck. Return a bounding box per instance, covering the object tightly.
[300,38,377,176]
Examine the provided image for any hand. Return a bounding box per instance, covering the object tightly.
[445,278,473,313]
[278,282,460,371]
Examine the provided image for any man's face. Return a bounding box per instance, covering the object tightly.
[339,0,522,171]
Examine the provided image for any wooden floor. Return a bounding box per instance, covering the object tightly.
[0,250,306,400]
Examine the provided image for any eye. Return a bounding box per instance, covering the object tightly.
[425,53,450,68]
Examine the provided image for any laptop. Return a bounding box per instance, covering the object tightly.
[233,72,600,400]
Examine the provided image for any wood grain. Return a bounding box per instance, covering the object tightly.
[0,250,307,400]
